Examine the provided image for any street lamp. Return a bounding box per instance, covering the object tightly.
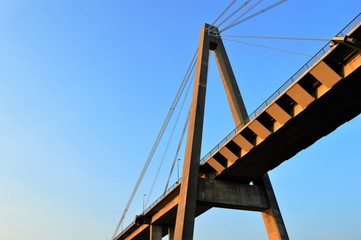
[143,194,146,214]
[177,158,181,182]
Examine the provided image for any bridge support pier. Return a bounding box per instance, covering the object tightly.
[257,174,289,240]
[197,176,288,239]
[168,226,174,240]
[174,24,211,240]
[150,224,162,240]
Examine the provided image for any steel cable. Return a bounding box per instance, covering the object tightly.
[111,50,198,239]
[220,0,288,33]
[216,0,252,29]
[145,60,196,206]
[221,35,331,41]
[223,0,263,30]
[209,0,238,28]
[223,38,313,56]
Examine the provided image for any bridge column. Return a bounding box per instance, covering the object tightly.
[211,23,289,239]
[168,226,174,240]
[174,24,211,240]
[150,224,162,240]
[212,24,289,239]
[213,31,249,127]
[256,174,289,240]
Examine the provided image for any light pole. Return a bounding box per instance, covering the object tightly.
[143,194,146,214]
[177,158,180,182]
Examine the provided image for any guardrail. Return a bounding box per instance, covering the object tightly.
[119,179,182,236]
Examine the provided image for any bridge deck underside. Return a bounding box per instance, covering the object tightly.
[216,66,361,182]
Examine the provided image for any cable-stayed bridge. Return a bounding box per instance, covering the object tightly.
[114,11,361,240]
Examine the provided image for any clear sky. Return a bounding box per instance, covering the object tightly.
[0,1,360,239]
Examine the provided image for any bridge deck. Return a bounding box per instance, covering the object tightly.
[200,18,361,182]
[116,14,361,240]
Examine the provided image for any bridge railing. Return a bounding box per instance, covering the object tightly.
[118,180,182,236]
[337,13,361,38]
[199,46,328,164]
[144,179,181,215]
[199,13,361,165]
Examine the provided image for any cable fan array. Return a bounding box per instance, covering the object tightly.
[111,0,330,238]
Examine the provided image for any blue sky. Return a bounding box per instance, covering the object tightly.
[0,1,360,239]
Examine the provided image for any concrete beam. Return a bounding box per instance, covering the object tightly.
[310,61,342,88]
[233,134,254,152]
[123,224,149,240]
[266,103,291,125]
[219,147,238,164]
[286,83,314,109]
[248,120,272,140]
[197,179,269,211]
[207,157,225,173]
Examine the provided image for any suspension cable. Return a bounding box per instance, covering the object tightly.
[220,0,288,33]
[164,113,189,192]
[163,65,195,192]
[223,38,313,56]
[145,60,196,206]
[221,35,331,41]
[209,0,237,28]
[216,0,252,29]
[224,0,263,30]
[111,50,198,239]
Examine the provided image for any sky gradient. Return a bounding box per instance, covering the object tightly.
[1,1,360,239]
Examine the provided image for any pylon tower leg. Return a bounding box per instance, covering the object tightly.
[173,23,211,240]
[258,174,289,240]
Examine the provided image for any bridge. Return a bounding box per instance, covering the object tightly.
[114,13,361,240]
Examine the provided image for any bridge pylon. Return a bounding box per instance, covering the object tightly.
[174,24,289,240]
[115,14,361,240]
